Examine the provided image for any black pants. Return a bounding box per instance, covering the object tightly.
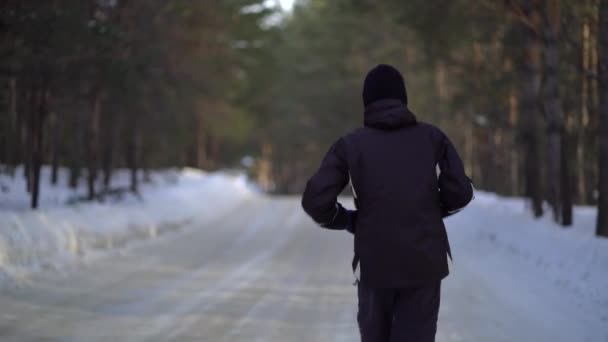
[357,281,441,342]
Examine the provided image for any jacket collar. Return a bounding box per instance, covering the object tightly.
[364,99,417,130]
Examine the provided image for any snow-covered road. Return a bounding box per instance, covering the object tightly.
[0,195,606,341]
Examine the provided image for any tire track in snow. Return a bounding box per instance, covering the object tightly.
[3,198,265,342]
[161,203,304,341]
[132,200,301,341]
[92,198,269,317]
[216,206,309,342]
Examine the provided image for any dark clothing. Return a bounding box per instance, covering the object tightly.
[301,99,473,288]
[357,281,441,342]
[363,64,408,107]
[302,64,471,342]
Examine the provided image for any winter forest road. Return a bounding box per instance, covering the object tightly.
[0,196,599,342]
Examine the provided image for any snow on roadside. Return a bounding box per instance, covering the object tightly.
[447,192,608,340]
[0,168,254,285]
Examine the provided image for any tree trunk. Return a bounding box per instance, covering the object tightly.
[126,121,139,194]
[68,109,83,189]
[51,146,59,185]
[102,138,113,190]
[6,77,18,176]
[596,0,608,237]
[68,160,80,189]
[434,60,449,119]
[49,110,59,185]
[520,0,544,217]
[194,111,207,169]
[24,87,33,192]
[101,103,114,190]
[86,89,102,200]
[257,142,273,192]
[1,82,7,169]
[129,157,138,194]
[209,134,219,170]
[507,85,520,196]
[30,85,48,209]
[542,0,564,223]
[561,126,573,226]
[15,82,25,177]
[577,17,591,204]
[590,6,601,205]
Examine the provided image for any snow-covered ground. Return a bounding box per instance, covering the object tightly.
[443,192,608,341]
[0,169,606,341]
[0,167,254,285]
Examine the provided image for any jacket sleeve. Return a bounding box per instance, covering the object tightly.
[301,138,355,231]
[434,128,474,216]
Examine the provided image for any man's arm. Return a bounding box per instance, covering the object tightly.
[434,129,474,217]
[301,138,356,232]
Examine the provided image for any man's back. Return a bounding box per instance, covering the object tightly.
[301,64,473,342]
[303,98,471,287]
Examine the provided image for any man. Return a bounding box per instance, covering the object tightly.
[301,64,473,342]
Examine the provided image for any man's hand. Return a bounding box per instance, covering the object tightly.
[318,202,358,234]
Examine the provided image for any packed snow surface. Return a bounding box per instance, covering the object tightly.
[0,169,606,341]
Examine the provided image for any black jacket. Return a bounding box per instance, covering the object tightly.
[301,99,473,288]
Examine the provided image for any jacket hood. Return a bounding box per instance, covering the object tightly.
[363,64,408,107]
[364,99,417,130]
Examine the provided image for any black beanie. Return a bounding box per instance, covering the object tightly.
[362,64,408,107]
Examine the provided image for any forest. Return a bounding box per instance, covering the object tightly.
[1,0,607,237]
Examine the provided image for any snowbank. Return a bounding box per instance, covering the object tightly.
[447,192,608,338]
[0,168,254,284]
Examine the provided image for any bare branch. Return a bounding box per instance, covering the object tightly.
[503,0,541,33]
